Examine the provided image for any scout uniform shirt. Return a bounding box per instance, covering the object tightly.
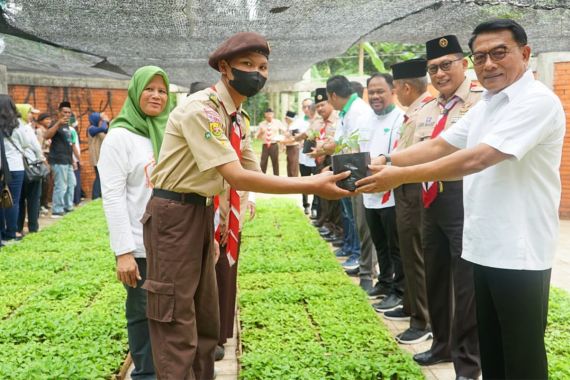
[395,91,434,151]
[413,77,482,145]
[413,77,482,180]
[309,111,339,143]
[151,81,260,196]
[257,118,286,144]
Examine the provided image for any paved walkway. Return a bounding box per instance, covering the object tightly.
[33,198,570,380]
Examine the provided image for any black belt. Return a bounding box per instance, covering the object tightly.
[152,189,213,206]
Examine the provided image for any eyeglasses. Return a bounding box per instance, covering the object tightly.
[469,46,518,66]
[427,58,463,75]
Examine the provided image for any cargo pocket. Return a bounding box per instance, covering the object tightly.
[142,280,175,322]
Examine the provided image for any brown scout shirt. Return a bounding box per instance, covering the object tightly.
[309,111,339,142]
[151,81,260,196]
[413,77,482,145]
[395,91,434,151]
[413,77,482,181]
[256,119,286,143]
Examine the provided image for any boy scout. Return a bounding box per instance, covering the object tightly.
[142,32,349,380]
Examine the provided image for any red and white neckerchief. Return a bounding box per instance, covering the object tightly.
[264,123,272,147]
[421,95,461,208]
[210,89,243,267]
[319,119,328,140]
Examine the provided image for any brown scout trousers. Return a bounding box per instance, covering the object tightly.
[260,142,279,175]
[142,196,219,380]
[285,145,299,177]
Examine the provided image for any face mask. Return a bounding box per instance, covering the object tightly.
[229,67,267,97]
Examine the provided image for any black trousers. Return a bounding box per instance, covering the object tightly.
[421,181,480,378]
[395,184,429,330]
[474,264,550,380]
[365,206,403,296]
[260,143,279,176]
[299,164,316,209]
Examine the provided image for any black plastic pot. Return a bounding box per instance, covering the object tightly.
[302,139,316,154]
[331,152,371,191]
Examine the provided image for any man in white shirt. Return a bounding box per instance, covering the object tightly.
[326,75,377,290]
[358,73,406,312]
[356,19,565,380]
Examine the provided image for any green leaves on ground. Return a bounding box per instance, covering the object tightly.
[0,201,127,379]
[238,199,424,379]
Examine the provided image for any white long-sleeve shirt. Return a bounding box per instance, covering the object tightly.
[99,128,155,257]
[4,122,41,171]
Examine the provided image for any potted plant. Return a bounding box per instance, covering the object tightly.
[331,131,370,191]
[302,128,321,154]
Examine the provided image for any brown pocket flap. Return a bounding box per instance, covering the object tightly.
[140,211,151,224]
[142,279,174,295]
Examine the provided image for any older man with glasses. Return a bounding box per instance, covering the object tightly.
[385,35,483,379]
[357,19,565,380]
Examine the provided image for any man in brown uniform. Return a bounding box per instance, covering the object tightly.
[386,59,433,344]
[143,32,349,380]
[308,88,343,242]
[409,36,482,379]
[255,107,285,175]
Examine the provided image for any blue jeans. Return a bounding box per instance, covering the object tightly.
[18,175,42,232]
[341,197,360,256]
[1,170,25,240]
[52,164,75,214]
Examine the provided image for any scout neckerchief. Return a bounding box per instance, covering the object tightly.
[422,95,461,208]
[319,118,330,140]
[210,88,242,267]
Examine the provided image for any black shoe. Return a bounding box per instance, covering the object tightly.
[359,279,373,292]
[215,345,225,361]
[383,307,410,321]
[396,327,433,345]
[344,266,360,276]
[324,234,340,242]
[367,283,390,300]
[312,220,323,227]
[318,227,330,235]
[373,294,403,313]
[331,239,343,247]
[413,350,452,366]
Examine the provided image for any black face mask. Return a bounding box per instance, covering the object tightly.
[229,67,267,97]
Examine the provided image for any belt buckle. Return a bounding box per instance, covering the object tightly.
[205,197,212,206]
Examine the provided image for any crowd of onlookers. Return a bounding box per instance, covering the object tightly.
[0,97,108,247]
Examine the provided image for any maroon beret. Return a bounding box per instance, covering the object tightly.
[208,32,271,71]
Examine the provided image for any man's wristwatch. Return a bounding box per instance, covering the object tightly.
[378,154,392,166]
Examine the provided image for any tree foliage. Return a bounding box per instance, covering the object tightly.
[312,41,425,78]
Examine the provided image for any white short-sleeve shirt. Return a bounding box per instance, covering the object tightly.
[441,70,565,270]
[359,107,403,209]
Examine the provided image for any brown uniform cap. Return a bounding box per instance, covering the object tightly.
[208,32,271,71]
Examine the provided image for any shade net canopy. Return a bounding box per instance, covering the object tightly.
[1,0,569,86]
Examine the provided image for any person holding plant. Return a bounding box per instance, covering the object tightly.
[143,32,349,380]
[324,75,377,290]
[99,65,173,380]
